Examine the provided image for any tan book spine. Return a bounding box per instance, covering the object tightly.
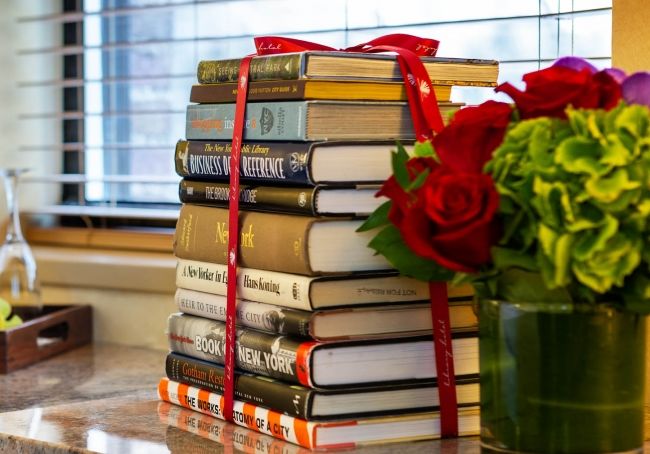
[174,204,314,275]
[190,81,307,103]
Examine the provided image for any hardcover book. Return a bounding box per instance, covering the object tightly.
[160,402,315,454]
[196,51,498,86]
[175,258,474,310]
[174,139,411,185]
[189,79,452,103]
[165,352,480,419]
[166,312,479,387]
[179,180,384,216]
[173,204,390,275]
[185,100,461,141]
[175,287,477,341]
[158,378,481,449]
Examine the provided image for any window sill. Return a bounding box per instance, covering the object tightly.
[34,245,176,294]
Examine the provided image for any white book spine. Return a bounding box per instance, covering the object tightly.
[175,287,305,334]
[176,259,314,310]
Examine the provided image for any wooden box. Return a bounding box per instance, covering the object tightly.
[0,305,92,373]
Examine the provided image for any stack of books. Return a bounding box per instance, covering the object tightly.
[161,50,498,449]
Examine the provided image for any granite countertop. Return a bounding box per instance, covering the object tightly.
[0,344,483,454]
[0,344,648,454]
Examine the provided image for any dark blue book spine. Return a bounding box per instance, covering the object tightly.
[175,140,314,185]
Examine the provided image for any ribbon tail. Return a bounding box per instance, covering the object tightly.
[223,54,254,423]
[429,281,459,437]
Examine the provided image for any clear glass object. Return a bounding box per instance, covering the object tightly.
[479,299,646,454]
[0,168,42,318]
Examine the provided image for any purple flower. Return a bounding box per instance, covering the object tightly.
[622,72,650,107]
[553,56,598,73]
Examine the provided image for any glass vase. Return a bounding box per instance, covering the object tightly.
[479,299,646,454]
[0,168,42,318]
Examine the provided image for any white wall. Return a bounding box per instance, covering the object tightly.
[0,1,62,212]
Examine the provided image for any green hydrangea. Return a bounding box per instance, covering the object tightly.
[485,103,650,309]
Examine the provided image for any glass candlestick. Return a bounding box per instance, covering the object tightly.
[0,168,42,318]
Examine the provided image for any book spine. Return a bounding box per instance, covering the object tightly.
[175,288,313,338]
[190,81,308,103]
[174,140,314,185]
[173,204,314,275]
[179,180,317,216]
[185,102,308,141]
[165,353,313,418]
[197,54,303,84]
[167,313,318,386]
[175,259,316,310]
[158,377,317,449]
[159,403,313,454]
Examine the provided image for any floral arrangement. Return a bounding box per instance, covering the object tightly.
[360,57,650,312]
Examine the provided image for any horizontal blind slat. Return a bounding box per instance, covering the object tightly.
[24,205,180,220]
[24,174,180,184]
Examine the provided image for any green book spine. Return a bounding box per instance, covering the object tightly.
[185,102,308,141]
[179,180,316,216]
[197,54,304,83]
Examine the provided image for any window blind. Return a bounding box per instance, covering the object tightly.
[11,0,612,226]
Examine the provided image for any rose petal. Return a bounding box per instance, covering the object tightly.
[602,67,626,84]
[553,56,597,73]
[622,72,650,107]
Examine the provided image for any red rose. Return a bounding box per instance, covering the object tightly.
[377,156,439,225]
[496,66,622,119]
[380,165,500,273]
[433,101,512,173]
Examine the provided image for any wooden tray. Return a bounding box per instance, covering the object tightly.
[0,305,92,373]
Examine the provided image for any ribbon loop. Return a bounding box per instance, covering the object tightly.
[254,33,439,57]
[343,34,439,57]
[254,36,335,54]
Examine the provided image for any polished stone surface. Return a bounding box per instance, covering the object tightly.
[0,344,647,454]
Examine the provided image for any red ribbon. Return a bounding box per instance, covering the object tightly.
[254,34,445,140]
[223,33,458,436]
[223,54,253,423]
[429,281,458,436]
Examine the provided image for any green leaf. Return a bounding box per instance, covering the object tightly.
[494,268,572,303]
[356,201,391,232]
[407,168,430,191]
[621,273,650,314]
[392,146,411,189]
[366,225,453,282]
[492,247,538,271]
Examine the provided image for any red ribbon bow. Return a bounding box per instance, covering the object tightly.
[223,33,458,438]
[252,34,444,141]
